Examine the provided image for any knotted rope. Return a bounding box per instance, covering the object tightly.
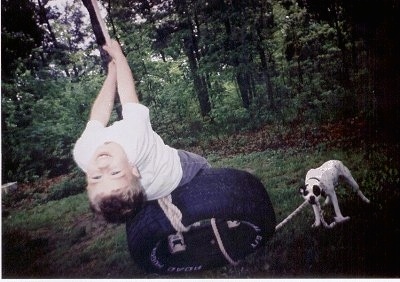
[158,194,239,266]
[158,194,190,232]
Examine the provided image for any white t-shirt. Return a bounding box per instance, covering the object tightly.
[73,103,183,200]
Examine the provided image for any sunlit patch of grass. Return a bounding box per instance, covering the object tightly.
[3,193,90,232]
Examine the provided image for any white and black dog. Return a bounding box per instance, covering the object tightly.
[299,160,370,227]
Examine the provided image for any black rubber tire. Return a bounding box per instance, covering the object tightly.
[125,168,276,274]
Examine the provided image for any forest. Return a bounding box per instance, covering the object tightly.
[2,0,399,183]
[2,0,400,278]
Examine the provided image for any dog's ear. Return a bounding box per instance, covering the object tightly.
[299,185,306,195]
[313,185,321,196]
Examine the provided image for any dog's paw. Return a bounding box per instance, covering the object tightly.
[312,221,321,228]
[327,221,337,228]
[334,216,350,223]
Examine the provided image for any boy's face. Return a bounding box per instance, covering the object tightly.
[85,142,140,204]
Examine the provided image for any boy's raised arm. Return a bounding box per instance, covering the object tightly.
[103,40,139,105]
[89,61,117,126]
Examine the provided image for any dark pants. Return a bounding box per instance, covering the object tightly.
[177,150,211,187]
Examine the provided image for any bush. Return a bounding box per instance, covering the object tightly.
[47,174,86,201]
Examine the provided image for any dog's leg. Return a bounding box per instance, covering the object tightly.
[356,189,370,203]
[323,195,331,206]
[311,204,321,227]
[328,191,350,223]
[315,202,337,228]
[344,176,370,203]
[340,164,370,204]
[319,209,337,228]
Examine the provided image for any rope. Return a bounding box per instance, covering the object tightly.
[210,218,239,266]
[275,200,308,231]
[275,199,338,230]
[158,195,239,265]
[158,192,330,266]
[90,0,111,45]
[158,194,190,233]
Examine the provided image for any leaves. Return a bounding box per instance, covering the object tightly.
[2,0,399,182]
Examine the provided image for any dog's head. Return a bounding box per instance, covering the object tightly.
[299,183,322,205]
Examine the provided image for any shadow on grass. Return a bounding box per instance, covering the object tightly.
[263,182,400,278]
[2,229,51,278]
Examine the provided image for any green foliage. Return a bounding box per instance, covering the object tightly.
[47,173,86,201]
[3,1,399,274]
[359,146,400,200]
[1,73,99,182]
[1,0,44,78]
[2,0,397,181]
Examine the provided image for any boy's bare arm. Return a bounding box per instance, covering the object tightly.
[89,61,117,126]
[103,40,139,105]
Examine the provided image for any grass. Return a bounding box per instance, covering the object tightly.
[2,143,400,278]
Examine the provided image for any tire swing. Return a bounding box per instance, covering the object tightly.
[126,168,276,274]
[80,0,276,274]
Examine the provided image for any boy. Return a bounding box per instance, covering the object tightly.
[73,40,210,222]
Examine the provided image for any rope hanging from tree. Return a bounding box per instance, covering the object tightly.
[80,0,272,267]
[81,0,123,118]
[81,0,111,47]
[80,0,328,259]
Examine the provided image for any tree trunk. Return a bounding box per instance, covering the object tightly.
[183,36,211,116]
[179,6,211,117]
[255,12,274,108]
[236,72,251,108]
